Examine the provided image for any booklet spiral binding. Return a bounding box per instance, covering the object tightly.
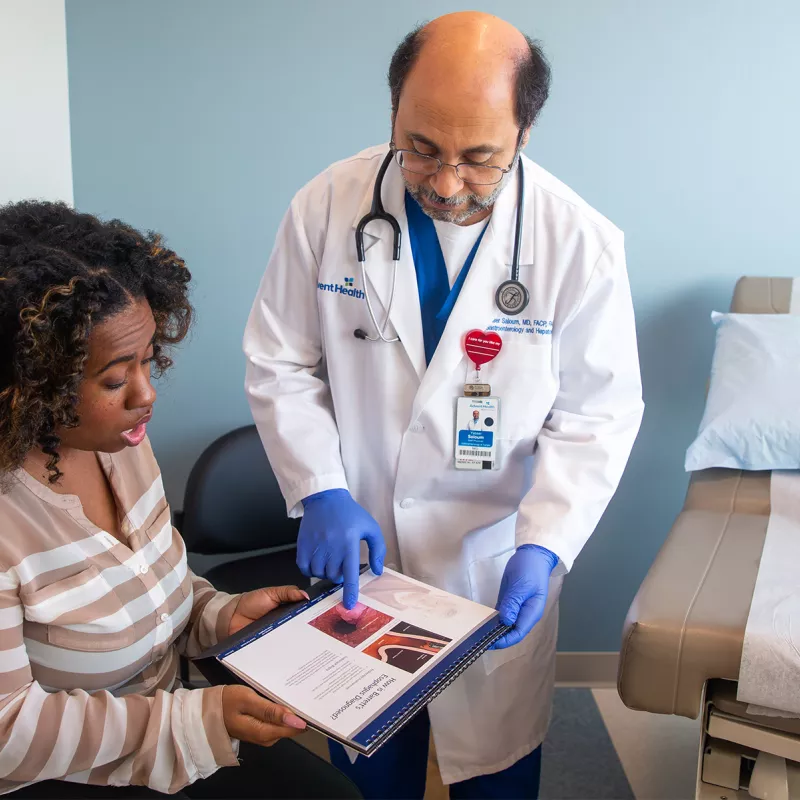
[360,620,507,752]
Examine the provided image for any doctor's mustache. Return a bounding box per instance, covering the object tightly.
[408,184,494,208]
[412,187,463,207]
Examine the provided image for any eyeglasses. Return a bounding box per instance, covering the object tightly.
[390,134,522,186]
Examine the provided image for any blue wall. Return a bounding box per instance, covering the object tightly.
[65,0,800,651]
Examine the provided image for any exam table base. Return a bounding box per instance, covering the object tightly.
[697,685,800,800]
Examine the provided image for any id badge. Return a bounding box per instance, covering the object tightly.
[454,396,500,470]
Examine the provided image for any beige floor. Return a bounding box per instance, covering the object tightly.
[592,688,701,800]
[299,691,701,800]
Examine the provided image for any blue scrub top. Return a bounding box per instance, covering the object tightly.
[405,192,488,365]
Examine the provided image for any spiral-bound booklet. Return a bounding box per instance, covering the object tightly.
[193,568,506,755]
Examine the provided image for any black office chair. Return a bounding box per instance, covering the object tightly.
[177,425,310,594]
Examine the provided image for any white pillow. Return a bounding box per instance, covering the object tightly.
[685,312,800,472]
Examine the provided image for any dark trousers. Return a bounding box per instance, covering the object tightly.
[10,739,361,799]
[330,710,541,800]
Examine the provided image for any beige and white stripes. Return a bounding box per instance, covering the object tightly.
[0,439,241,794]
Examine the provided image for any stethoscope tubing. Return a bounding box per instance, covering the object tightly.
[358,256,399,342]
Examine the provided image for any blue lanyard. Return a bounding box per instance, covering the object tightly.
[405,193,488,365]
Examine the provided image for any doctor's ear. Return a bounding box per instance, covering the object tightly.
[519,129,531,150]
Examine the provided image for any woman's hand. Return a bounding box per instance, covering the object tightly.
[222,685,306,747]
[228,585,308,637]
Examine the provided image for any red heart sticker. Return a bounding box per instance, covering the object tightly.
[464,329,502,368]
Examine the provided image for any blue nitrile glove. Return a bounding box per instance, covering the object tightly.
[491,544,559,650]
[298,489,386,609]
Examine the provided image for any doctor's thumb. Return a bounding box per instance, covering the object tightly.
[497,592,525,627]
[515,592,548,635]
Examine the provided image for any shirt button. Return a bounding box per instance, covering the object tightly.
[139,564,149,575]
[410,422,424,433]
[160,613,170,623]
[399,498,414,509]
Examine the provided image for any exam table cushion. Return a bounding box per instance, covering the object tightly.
[619,465,770,719]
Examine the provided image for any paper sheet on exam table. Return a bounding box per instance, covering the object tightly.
[738,471,800,718]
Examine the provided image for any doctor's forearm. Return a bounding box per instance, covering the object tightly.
[245,364,349,515]
[514,406,643,569]
[243,192,351,514]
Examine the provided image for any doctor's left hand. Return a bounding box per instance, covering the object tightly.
[492,545,559,650]
[298,489,386,609]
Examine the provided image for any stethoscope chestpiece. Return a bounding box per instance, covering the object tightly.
[495,279,530,316]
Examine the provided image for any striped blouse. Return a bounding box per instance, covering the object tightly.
[0,438,241,794]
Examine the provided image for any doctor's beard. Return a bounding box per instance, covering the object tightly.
[403,166,514,225]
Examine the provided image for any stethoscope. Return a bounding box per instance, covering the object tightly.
[353,150,529,343]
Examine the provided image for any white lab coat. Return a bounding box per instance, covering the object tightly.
[244,145,643,784]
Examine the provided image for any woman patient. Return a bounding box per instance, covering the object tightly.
[0,201,355,798]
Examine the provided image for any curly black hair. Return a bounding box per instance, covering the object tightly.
[0,200,192,484]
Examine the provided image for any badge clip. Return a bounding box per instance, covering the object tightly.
[464,383,491,397]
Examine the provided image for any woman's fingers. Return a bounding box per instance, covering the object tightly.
[223,685,306,748]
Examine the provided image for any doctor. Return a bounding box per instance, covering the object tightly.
[467,410,483,431]
[245,11,643,799]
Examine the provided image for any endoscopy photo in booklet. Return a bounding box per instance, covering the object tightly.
[193,569,506,755]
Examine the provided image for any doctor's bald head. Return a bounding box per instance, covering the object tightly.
[388,12,550,224]
[389,13,550,132]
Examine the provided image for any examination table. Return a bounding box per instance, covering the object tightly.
[618,277,800,799]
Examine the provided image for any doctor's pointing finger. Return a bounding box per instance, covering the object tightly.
[244,10,643,800]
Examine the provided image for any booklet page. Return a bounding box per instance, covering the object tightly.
[222,569,496,741]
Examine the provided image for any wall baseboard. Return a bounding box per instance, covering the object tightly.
[556,651,619,688]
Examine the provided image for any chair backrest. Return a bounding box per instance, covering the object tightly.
[179,425,299,555]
